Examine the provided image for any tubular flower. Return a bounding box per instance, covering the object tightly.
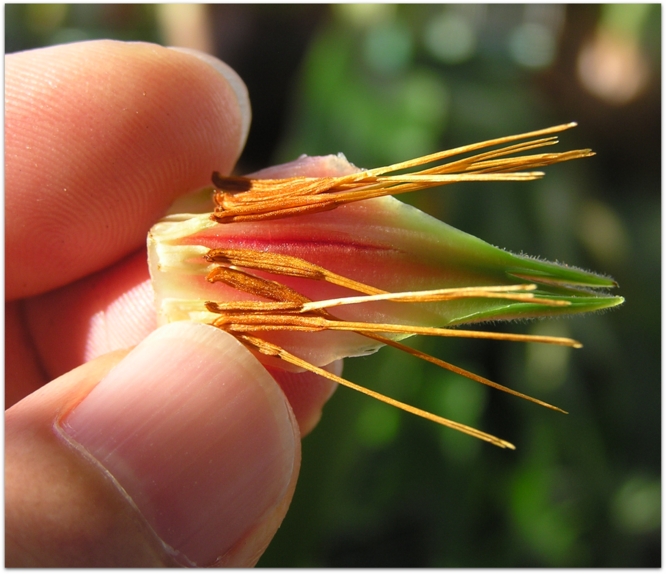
[148,123,623,448]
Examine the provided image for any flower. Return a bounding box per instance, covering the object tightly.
[148,124,623,448]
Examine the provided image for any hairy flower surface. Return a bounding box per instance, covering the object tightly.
[148,124,623,448]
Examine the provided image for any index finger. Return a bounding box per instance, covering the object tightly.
[5,40,250,300]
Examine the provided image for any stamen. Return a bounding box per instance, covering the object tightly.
[211,123,594,223]
[361,333,567,413]
[206,266,310,305]
[197,245,580,446]
[236,333,516,449]
[214,313,582,348]
[200,251,575,444]
[198,254,567,426]
[365,123,581,175]
[205,248,386,295]
[299,285,571,312]
[203,284,570,316]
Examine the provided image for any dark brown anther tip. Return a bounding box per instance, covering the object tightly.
[211,172,253,192]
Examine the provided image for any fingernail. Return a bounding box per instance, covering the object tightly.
[58,322,297,566]
[168,47,251,150]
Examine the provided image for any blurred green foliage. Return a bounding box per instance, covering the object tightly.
[6,4,660,567]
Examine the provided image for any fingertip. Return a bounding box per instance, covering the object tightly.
[58,322,300,566]
[6,323,301,567]
[5,40,250,298]
[268,362,340,437]
[167,47,251,152]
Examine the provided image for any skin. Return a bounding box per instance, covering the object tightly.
[6,40,336,566]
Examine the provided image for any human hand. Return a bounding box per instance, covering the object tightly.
[5,40,335,567]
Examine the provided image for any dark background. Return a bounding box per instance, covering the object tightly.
[7,4,660,567]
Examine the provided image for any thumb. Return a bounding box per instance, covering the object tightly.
[5,322,300,567]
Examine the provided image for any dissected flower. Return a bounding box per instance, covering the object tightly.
[148,124,623,448]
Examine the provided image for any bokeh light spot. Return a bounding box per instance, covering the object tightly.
[577,29,650,106]
[356,401,401,448]
[363,22,413,75]
[525,322,572,392]
[423,12,477,64]
[336,3,396,28]
[26,4,68,35]
[575,199,630,268]
[430,373,486,463]
[400,72,450,124]
[508,23,556,69]
[612,476,661,534]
